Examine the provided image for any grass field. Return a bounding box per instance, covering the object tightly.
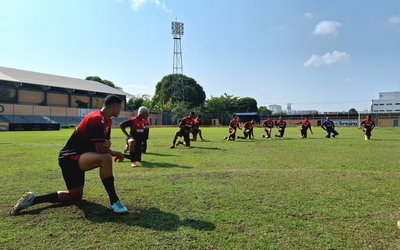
[1,126,400,249]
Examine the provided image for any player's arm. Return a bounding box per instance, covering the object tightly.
[119,119,131,138]
[321,124,326,130]
[371,122,376,130]
[309,125,313,134]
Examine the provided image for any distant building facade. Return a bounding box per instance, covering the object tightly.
[269,105,282,114]
[371,92,400,113]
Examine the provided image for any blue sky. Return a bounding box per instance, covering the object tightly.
[1,0,399,112]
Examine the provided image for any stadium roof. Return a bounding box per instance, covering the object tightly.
[0,66,130,96]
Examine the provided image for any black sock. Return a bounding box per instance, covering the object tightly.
[130,151,135,163]
[102,176,119,204]
[32,192,60,205]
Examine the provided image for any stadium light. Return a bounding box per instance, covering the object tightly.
[171,21,184,37]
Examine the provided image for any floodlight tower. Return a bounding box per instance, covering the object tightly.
[171,21,185,102]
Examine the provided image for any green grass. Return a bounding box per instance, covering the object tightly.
[1,127,400,249]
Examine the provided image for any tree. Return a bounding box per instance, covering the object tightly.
[258,106,272,116]
[204,93,239,114]
[152,74,206,111]
[348,108,358,115]
[86,76,122,90]
[273,112,287,116]
[127,96,144,111]
[236,97,258,112]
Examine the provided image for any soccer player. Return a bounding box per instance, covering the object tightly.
[275,116,287,139]
[299,117,313,139]
[238,120,255,139]
[191,116,205,141]
[119,106,150,168]
[360,114,375,140]
[321,116,339,138]
[170,112,196,148]
[262,117,274,139]
[224,114,241,141]
[10,95,128,215]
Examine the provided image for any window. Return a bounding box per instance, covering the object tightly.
[379,104,384,106]
[396,103,400,105]
[387,103,393,105]
[374,104,378,106]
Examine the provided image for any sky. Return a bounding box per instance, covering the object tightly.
[1,0,400,112]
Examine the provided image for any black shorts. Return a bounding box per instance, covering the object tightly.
[59,156,85,190]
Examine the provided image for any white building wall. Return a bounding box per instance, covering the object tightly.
[371,92,400,113]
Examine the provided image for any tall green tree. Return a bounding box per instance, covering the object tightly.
[348,108,358,115]
[204,93,239,114]
[86,76,122,90]
[152,74,206,111]
[258,106,272,116]
[127,96,144,111]
[236,97,258,112]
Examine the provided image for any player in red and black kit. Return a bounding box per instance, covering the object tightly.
[191,116,205,141]
[275,116,287,139]
[170,112,196,148]
[298,117,313,139]
[10,95,128,215]
[238,120,255,139]
[224,114,242,141]
[360,114,375,140]
[119,106,149,168]
[262,117,274,139]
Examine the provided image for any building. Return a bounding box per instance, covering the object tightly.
[269,105,282,114]
[0,66,129,109]
[0,66,166,127]
[371,91,400,113]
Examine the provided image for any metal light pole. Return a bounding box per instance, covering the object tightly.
[171,21,185,103]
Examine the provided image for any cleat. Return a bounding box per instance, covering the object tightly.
[109,200,128,213]
[170,145,175,149]
[10,192,36,215]
[130,162,138,168]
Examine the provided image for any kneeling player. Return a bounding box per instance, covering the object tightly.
[262,117,274,139]
[119,106,149,168]
[299,117,313,138]
[275,116,287,139]
[170,112,195,148]
[238,120,255,139]
[191,116,205,141]
[360,114,375,140]
[321,116,338,138]
[224,114,241,141]
[10,95,128,215]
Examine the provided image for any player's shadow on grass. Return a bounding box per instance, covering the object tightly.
[76,200,216,232]
[189,146,222,150]
[144,152,178,157]
[140,161,193,169]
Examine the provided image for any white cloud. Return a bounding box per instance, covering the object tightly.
[304,51,350,67]
[313,20,342,36]
[130,0,171,12]
[304,12,313,19]
[388,15,400,25]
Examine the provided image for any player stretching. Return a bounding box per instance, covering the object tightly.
[262,117,274,139]
[299,117,313,139]
[238,120,255,140]
[275,116,287,139]
[191,116,205,141]
[119,106,149,168]
[10,95,128,215]
[360,114,375,140]
[224,114,241,141]
[321,116,338,138]
[170,112,195,148]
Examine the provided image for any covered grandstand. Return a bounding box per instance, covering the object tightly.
[0,66,138,126]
